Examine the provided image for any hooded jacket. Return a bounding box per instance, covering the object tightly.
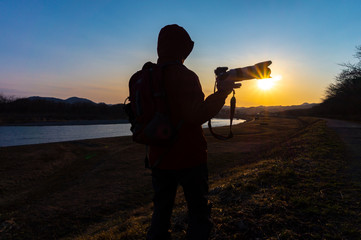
[149,24,229,169]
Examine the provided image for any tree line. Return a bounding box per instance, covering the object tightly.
[0,96,127,124]
[283,45,361,121]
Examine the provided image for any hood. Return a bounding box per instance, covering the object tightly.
[157,24,194,62]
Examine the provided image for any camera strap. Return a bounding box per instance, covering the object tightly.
[207,90,236,140]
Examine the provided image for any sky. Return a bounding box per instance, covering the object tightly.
[1,0,360,107]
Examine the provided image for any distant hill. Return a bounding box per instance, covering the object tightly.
[0,96,126,125]
[1,94,320,124]
[25,97,318,115]
[217,103,319,118]
[28,96,96,105]
[236,102,319,115]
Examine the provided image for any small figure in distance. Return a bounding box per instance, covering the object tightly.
[146,24,238,240]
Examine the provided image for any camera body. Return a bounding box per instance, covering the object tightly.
[215,61,272,81]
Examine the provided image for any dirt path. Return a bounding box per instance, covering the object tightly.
[325,119,361,186]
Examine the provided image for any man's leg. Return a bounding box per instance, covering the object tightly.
[147,169,178,240]
[180,164,213,240]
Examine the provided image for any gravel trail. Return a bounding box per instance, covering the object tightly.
[325,119,361,185]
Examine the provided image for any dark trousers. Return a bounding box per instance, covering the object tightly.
[146,163,213,240]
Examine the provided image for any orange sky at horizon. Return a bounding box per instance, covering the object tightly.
[195,62,327,107]
[1,58,327,107]
[24,64,326,108]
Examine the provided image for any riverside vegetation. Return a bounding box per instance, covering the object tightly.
[1,117,360,239]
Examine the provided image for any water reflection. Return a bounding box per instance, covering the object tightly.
[0,119,245,147]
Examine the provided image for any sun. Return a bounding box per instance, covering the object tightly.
[257,79,274,90]
[257,75,282,91]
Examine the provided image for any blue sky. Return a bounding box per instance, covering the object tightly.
[1,0,360,106]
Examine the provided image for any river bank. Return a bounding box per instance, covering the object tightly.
[0,118,246,147]
[0,117,253,127]
[0,119,129,126]
[1,117,359,239]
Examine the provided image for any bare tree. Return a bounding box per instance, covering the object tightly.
[320,45,361,117]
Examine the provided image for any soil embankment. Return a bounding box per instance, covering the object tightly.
[0,117,304,239]
[2,117,360,239]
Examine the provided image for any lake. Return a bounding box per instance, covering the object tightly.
[0,118,245,147]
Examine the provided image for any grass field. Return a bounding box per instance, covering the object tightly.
[1,117,360,239]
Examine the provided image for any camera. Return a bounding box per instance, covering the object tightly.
[215,61,272,81]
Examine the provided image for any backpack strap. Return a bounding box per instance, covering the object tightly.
[144,61,184,169]
[207,90,236,140]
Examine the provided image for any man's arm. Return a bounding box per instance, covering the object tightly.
[167,68,231,125]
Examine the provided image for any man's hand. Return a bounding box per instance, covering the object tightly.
[216,75,242,93]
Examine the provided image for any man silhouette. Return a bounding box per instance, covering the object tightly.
[146,24,239,240]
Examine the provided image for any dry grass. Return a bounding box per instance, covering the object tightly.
[67,118,361,240]
[2,116,352,240]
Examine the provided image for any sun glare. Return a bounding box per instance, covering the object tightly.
[257,75,282,91]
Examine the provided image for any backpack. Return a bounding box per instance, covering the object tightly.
[124,62,179,147]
